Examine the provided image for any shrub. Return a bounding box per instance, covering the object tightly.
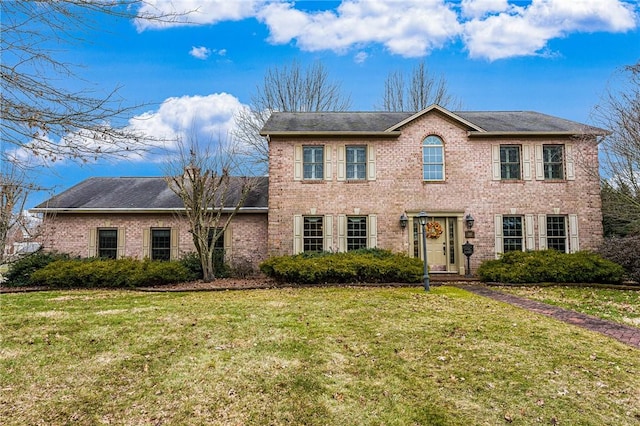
[228,256,257,279]
[4,251,71,287]
[179,252,204,279]
[477,250,625,284]
[260,249,423,284]
[598,235,640,283]
[179,252,232,279]
[30,258,196,288]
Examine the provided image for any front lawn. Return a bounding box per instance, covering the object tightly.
[497,286,640,328]
[1,287,638,425]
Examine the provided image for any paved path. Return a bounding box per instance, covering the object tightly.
[458,285,640,350]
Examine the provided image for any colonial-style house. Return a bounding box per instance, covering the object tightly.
[33,105,605,275]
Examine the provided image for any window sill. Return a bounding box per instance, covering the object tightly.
[301,180,326,184]
[499,179,525,183]
[422,180,446,184]
[345,179,369,184]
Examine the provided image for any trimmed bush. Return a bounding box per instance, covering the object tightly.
[30,258,196,288]
[598,235,640,283]
[260,249,423,284]
[179,252,204,279]
[4,251,71,287]
[477,250,625,284]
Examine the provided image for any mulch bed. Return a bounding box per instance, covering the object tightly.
[0,277,430,293]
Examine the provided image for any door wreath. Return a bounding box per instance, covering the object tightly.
[425,221,443,239]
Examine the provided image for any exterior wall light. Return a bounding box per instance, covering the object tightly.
[465,214,475,229]
[399,213,408,229]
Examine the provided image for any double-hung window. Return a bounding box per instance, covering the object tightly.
[303,146,324,180]
[347,216,367,251]
[346,146,366,180]
[547,216,567,252]
[500,146,521,180]
[543,145,564,180]
[151,229,171,261]
[502,216,523,252]
[98,229,118,259]
[208,228,227,269]
[422,135,444,181]
[303,217,324,252]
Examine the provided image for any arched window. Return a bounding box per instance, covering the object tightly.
[422,135,444,181]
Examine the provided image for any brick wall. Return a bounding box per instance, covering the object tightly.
[40,213,268,268]
[267,111,603,272]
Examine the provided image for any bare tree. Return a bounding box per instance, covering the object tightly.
[233,60,351,170]
[595,62,640,236]
[1,1,188,167]
[0,166,35,263]
[379,61,461,111]
[164,135,257,281]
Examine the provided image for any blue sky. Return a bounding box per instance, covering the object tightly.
[4,0,640,208]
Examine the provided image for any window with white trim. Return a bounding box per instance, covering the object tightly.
[422,135,444,181]
[347,216,367,251]
[543,145,564,180]
[303,216,324,252]
[303,146,324,180]
[346,146,366,180]
[502,216,523,252]
[546,216,567,252]
[500,146,521,180]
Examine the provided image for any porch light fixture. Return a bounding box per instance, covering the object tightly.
[465,214,475,229]
[399,213,409,229]
[416,211,430,291]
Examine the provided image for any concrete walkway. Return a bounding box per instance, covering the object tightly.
[458,285,640,350]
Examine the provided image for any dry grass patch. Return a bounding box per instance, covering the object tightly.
[1,286,638,425]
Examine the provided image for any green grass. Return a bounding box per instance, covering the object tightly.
[1,286,639,425]
[496,286,640,328]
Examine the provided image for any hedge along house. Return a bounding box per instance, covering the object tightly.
[260,105,606,275]
[33,105,605,277]
[31,176,269,268]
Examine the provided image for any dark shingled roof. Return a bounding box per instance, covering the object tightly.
[35,176,268,211]
[261,109,605,134]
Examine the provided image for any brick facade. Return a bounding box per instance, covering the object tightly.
[266,110,603,274]
[40,212,268,268]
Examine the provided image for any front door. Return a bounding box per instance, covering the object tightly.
[412,217,458,272]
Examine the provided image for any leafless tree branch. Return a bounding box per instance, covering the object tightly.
[1,1,191,168]
[233,60,351,170]
[163,133,257,281]
[378,61,462,111]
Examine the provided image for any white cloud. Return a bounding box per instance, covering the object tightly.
[134,0,265,31]
[10,93,247,165]
[127,93,246,158]
[354,51,368,64]
[462,0,638,60]
[258,0,462,57]
[189,46,211,59]
[134,1,638,60]
[460,0,510,19]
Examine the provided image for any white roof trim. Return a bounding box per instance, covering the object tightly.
[385,104,485,132]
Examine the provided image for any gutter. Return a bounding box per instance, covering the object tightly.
[29,207,269,214]
[467,131,609,138]
[259,131,401,138]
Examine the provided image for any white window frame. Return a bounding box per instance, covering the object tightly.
[422,135,444,181]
